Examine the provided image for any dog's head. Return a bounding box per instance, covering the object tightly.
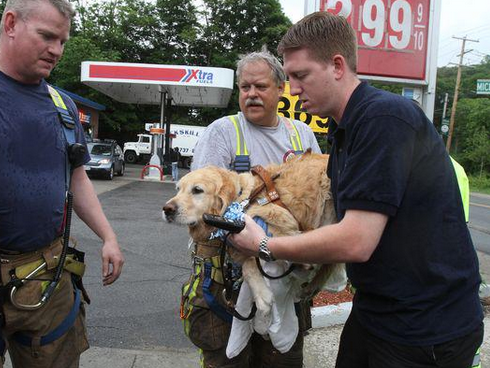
[162,166,244,240]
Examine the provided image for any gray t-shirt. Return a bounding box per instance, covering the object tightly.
[192,112,321,170]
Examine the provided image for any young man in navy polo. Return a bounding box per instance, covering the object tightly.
[231,12,483,368]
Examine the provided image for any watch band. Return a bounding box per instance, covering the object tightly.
[258,236,275,261]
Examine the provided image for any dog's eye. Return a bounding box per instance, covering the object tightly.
[191,186,204,195]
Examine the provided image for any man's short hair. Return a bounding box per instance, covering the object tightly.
[1,0,75,28]
[278,11,358,73]
[236,50,286,87]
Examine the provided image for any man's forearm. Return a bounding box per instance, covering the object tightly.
[231,210,387,264]
[269,210,387,264]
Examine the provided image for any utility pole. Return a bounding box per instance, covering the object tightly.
[446,36,478,153]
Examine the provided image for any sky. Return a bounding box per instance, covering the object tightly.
[278,0,490,67]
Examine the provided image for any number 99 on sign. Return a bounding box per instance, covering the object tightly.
[320,0,426,52]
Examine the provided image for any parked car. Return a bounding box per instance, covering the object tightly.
[84,140,125,180]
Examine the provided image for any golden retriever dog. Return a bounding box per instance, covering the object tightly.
[162,152,344,333]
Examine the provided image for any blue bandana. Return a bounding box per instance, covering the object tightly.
[209,200,247,240]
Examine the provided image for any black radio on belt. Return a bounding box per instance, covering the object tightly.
[67,143,87,167]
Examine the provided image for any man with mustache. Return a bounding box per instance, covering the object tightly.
[0,1,124,367]
[188,50,321,368]
[192,50,320,171]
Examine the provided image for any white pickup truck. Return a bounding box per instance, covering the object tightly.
[123,124,207,168]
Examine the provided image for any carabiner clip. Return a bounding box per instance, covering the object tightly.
[10,261,49,310]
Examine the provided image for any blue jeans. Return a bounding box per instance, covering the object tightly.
[171,162,179,181]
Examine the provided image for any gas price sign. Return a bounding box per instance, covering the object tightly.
[318,0,431,81]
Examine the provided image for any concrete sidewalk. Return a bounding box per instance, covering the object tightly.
[5,252,490,368]
[60,317,488,368]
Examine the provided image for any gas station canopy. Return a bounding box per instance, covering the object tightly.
[81,61,234,107]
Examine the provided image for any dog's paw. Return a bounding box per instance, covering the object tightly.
[253,310,271,335]
[253,289,273,335]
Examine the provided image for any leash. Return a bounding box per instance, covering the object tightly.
[255,257,296,280]
[220,235,257,321]
[252,217,296,280]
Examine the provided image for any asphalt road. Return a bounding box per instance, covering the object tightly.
[75,165,193,350]
[77,165,490,351]
[469,193,490,254]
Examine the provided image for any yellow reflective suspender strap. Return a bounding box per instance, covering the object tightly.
[282,117,304,152]
[229,115,248,155]
[47,84,77,189]
[47,85,68,110]
[229,115,251,172]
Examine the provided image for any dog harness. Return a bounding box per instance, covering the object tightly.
[228,115,304,172]
[181,118,307,328]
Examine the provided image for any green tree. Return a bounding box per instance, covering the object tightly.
[451,97,490,174]
[152,0,201,65]
[195,0,292,125]
[73,0,160,63]
[67,0,167,135]
[463,128,490,176]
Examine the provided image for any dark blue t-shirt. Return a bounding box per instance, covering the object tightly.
[327,82,483,345]
[0,71,89,252]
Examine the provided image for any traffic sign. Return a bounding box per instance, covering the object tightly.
[441,118,449,135]
[477,79,490,95]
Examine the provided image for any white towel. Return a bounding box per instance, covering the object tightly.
[226,259,310,358]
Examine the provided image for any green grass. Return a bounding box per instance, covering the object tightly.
[470,174,490,195]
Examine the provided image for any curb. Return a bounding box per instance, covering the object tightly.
[311,302,352,328]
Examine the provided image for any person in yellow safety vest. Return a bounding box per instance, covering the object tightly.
[451,158,482,368]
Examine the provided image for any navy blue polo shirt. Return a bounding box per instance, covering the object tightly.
[0,71,89,252]
[327,82,482,345]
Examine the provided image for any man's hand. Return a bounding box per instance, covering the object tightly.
[101,239,124,285]
[229,215,266,257]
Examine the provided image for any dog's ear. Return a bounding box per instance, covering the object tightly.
[215,170,240,214]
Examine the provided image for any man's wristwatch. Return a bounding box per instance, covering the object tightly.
[258,236,275,262]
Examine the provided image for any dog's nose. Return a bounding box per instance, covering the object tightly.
[162,202,177,219]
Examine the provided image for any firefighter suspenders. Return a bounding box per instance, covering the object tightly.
[4,86,86,348]
[228,114,304,172]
